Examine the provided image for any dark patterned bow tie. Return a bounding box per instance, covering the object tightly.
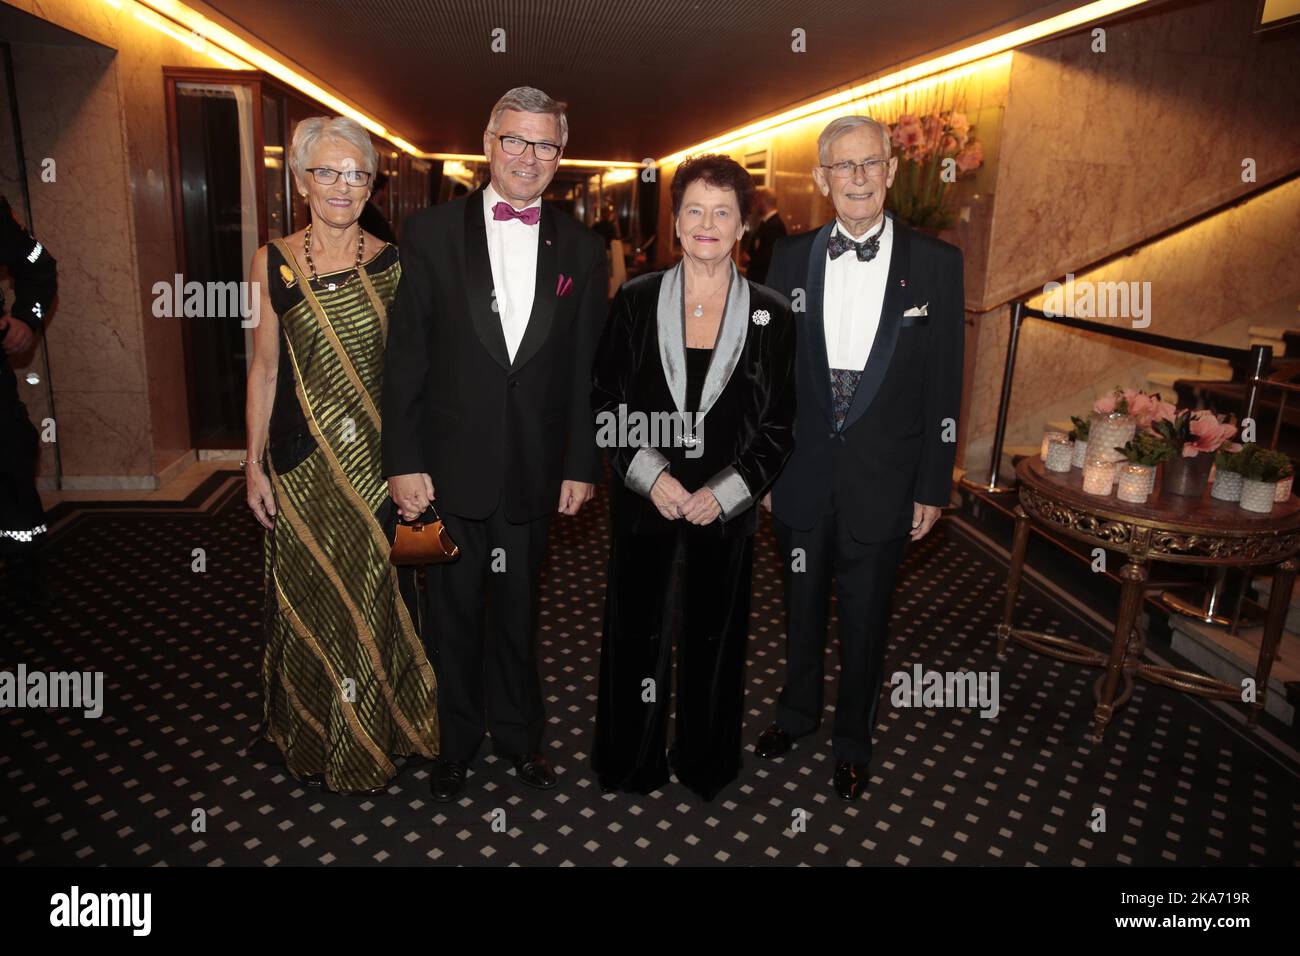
[827,220,885,261]
[492,200,541,225]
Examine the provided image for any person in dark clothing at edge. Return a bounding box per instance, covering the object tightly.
[0,194,57,607]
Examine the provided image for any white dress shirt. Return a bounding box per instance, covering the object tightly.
[483,181,541,363]
[823,216,893,371]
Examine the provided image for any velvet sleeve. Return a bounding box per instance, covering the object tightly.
[707,295,797,521]
[591,284,668,498]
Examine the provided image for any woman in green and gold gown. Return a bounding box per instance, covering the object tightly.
[244,116,438,792]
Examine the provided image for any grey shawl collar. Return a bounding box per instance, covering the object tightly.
[655,259,750,422]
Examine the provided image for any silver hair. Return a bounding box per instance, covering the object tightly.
[486,86,569,148]
[817,115,892,164]
[289,116,378,182]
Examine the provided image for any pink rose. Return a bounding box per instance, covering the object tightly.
[948,112,971,137]
[1186,411,1237,455]
[1093,393,1118,414]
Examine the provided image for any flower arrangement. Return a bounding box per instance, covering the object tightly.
[1093,387,1175,428]
[883,106,984,232]
[1115,431,1174,467]
[1150,408,1239,458]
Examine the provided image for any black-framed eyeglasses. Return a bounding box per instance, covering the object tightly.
[494,134,561,162]
[820,158,889,179]
[306,167,373,187]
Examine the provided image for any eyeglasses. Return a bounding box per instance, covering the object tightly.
[821,158,889,179]
[306,167,373,187]
[494,134,561,162]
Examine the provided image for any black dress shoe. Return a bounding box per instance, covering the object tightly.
[513,754,558,791]
[429,760,469,802]
[754,723,794,760]
[833,761,870,801]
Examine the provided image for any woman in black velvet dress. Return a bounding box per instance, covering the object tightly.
[591,155,796,800]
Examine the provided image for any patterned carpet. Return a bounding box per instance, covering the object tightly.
[2,470,1298,866]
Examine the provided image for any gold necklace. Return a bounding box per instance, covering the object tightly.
[303,223,365,291]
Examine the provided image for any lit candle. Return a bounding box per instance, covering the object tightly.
[1116,463,1155,504]
[1041,429,1067,461]
[1045,437,1073,473]
[1082,456,1118,496]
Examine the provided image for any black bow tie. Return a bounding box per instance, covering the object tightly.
[827,221,885,262]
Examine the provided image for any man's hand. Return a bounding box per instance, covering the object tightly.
[389,473,434,521]
[557,480,594,515]
[649,472,690,521]
[1,316,34,355]
[680,487,722,525]
[911,502,942,541]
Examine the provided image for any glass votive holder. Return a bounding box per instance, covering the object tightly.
[1045,437,1073,473]
[1041,429,1068,461]
[1116,463,1156,504]
[1088,412,1135,463]
[1274,474,1293,502]
[1082,455,1118,496]
[1071,438,1089,469]
[1210,469,1243,502]
[1240,478,1277,514]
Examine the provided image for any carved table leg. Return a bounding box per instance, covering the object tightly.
[1251,557,1298,728]
[998,506,1032,658]
[1091,558,1148,742]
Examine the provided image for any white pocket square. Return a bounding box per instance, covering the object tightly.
[903,303,928,317]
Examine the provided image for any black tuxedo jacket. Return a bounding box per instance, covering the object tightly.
[382,186,607,522]
[592,265,796,539]
[767,214,964,542]
[746,212,788,286]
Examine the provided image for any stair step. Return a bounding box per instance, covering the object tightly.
[1167,615,1298,725]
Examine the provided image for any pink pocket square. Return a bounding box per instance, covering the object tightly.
[556,274,574,297]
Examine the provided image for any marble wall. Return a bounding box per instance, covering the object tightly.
[4,0,217,487]
[965,0,1300,464]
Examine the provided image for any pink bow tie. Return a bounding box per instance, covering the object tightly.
[492,201,540,225]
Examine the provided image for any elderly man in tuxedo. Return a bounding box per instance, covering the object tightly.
[383,87,606,802]
[755,115,964,801]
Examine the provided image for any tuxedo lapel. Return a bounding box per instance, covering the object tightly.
[804,222,835,421]
[463,189,511,369]
[509,203,558,372]
[842,215,911,432]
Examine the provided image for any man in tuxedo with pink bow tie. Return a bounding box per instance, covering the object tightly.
[755,115,965,801]
[383,86,606,802]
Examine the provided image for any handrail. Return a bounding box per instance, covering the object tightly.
[1017,304,1258,364]
[971,301,1274,494]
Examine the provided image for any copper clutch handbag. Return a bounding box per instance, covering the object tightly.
[390,505,460,566]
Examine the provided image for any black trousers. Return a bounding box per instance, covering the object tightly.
[773,511,907,764]
[593,526,753,801]
[0,374,45,560]
[423,504,552,763]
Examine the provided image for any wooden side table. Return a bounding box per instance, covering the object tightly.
[998,457,1300,740]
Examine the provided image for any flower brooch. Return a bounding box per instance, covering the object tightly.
[751,308,771,326]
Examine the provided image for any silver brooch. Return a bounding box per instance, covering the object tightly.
[751,309,771,326]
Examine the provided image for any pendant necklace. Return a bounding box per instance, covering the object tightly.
[688,275,728,318]
[303,223,365,291]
